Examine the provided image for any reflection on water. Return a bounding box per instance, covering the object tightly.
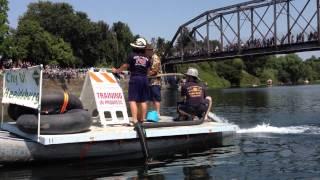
[0,146,239,179]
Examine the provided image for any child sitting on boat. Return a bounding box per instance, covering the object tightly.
[176,67,212,121]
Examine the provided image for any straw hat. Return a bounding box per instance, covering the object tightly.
[130,38,147,49]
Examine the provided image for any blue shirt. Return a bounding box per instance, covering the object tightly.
[127,52,151,76]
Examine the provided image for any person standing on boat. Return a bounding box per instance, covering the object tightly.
[112,37,151,124]
[176,67,212,121]
[145,44,162,117]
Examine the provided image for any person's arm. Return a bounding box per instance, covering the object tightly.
[180,85,187,102]
[112,63,129,74]
[203,86,207,99]
[148,67,158,76]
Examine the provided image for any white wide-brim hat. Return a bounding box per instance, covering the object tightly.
[130,37,147,49]
[184,67,199,79]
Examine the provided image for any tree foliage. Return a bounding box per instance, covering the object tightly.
[13,19,74,66]
[216,58,245,86]
[14,1,134,67]
[0,0,9,55]
[112,21,134,66]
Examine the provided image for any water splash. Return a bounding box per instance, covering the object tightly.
[208,113,320,135]
[237,123,320,135]
[208,112,230,124]
[208,112,240,131]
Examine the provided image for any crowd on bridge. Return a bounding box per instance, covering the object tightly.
[223,31,319,52]
[179,30,319,57]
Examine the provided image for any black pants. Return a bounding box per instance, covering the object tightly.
[177,100,209,118]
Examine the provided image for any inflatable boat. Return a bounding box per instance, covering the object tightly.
[0,67,237,165]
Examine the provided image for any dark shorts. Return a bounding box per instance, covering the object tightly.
[149,85,161,102]
[178,99,209,118]
[128,76,149,102]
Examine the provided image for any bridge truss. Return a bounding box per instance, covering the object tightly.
[163,0,320,69]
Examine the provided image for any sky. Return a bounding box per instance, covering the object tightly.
[7,0,320,59]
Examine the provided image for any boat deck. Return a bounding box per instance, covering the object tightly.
[1,119,238,145]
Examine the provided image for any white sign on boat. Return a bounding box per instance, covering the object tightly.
[2,65,42,108]
[80,69,129,126]
[1,65,43,137]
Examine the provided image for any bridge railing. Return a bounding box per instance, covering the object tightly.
[164,0,320,66]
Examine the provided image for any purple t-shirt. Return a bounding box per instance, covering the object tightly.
[181,81,207,105]
[127,52,151,76]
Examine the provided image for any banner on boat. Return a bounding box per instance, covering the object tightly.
[2,65,42,109]
[80,69,129,126]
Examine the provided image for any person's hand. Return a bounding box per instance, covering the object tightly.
[111,67,118,73]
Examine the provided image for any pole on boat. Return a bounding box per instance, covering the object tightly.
[37,65,44,142]
[134,122,151,162]
[1,69,6,128]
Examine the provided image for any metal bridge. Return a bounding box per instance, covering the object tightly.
[163,0,320,69]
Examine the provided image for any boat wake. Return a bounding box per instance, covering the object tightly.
[208,113,320,135]
[237,123,320,135]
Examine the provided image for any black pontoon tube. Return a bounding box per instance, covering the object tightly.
[8,91,83,120]
[142,118,205,129]
[16,109,92,134]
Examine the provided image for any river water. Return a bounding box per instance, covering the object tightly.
[1,85,320,179]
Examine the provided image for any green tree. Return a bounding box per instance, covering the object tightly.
[20,1,119,67]
[259,68,278,84]
[0,0,9,56]
[305,57,320,80]
[112,21,134,65]
[216,58,244,86]
[49,37,75,67]
[15,19,74,66]
[283,54,303,83]
[300,64,314,81]
[243,55,271,76]
[1,29,18,60]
